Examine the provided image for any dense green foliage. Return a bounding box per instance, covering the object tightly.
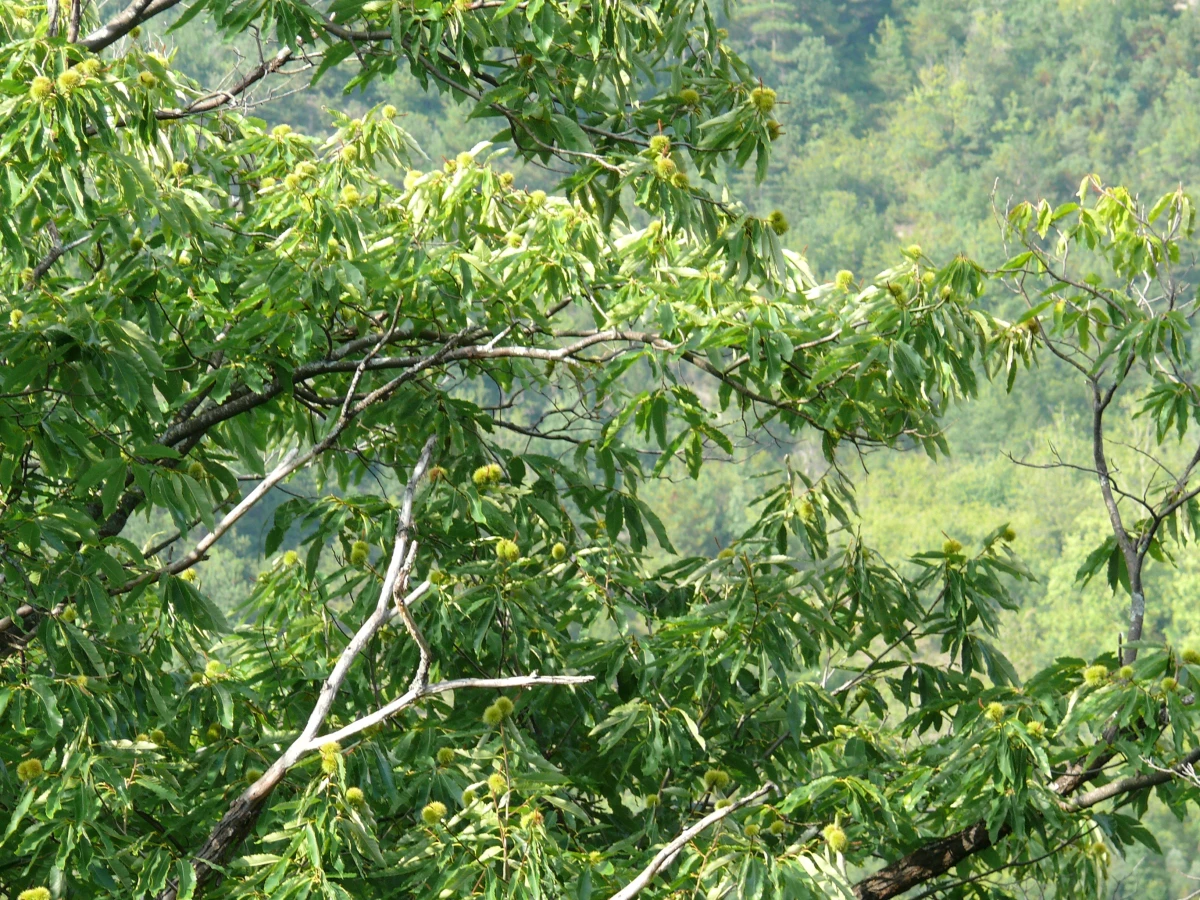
[3,1,1200,899]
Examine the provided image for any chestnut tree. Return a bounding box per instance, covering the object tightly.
[1,1,1198,899]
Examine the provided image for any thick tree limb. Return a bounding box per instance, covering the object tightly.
[80,0,182,51]
[905,830,1089,900]
[853,822,1004,900]
[66,0,82,42]
[851,744,1199,900]
[1066,747,1200,810]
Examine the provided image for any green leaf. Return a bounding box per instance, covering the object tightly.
[175,860,197,900]
[29,675,63,734]
[605,492,624,541]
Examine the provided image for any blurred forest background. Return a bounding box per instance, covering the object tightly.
[132,0,1200,893]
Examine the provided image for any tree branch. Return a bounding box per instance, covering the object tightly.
[155,435,436,900]
[308,672,593,750]
[66,0,82,43]
[1,328,620,646]
[1065,747,1200,811]
[1,322,870,647]
[153,433,592,900]
[118,329,480,594]
[29,233,89,283]
[851,740,1200,900]
[906,830,1088,900]
[1089,382,1145,663]
[80,0,182,51]
[607,782,776,900]
[155,48,295,120]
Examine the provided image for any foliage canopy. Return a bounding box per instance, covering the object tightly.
[2,1,1200,900]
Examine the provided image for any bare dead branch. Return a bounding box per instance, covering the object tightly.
[607,782,776,900]
[309,672,593,749]
[155,435,436,900]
